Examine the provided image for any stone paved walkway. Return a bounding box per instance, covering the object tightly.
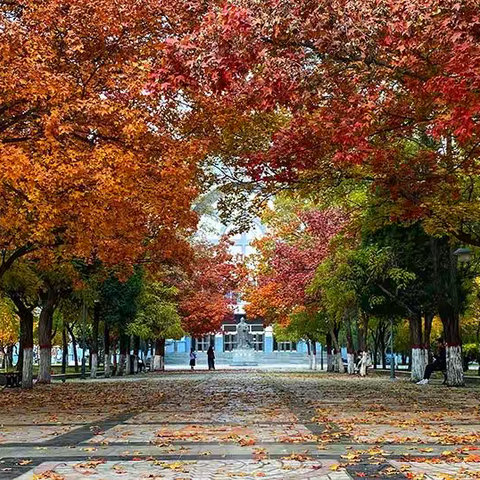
[0,371,480,479]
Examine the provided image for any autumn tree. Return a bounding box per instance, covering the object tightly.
[0,261,41,388]
[157,0,480,244]
[0,0,200,280]
[179,238,239,339]
[243,198,347,370]
[155,3,480,385]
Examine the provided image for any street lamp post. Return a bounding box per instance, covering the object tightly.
[390,317,395,380]
[80,297,87,380]
[448,247,472,386]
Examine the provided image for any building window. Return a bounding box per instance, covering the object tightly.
[251,324,264,332]
[251,333,264,351]
[194,335,212,352]
[273,338,297,352]
[224,333,237,352]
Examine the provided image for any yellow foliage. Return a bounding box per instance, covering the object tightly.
[0,299,19,347]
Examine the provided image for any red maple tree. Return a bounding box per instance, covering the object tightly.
[245,208,347,324]
[155,0,480,245]
[179,238,240,337]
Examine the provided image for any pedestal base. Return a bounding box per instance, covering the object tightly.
[230,348,258,367]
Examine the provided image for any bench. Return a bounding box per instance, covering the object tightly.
[0,372,22,388]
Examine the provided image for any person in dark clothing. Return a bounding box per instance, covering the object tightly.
[207,346,215,371]
[189,348,197,371]
[417,338,447,385]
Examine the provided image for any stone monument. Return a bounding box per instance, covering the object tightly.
[230,317,258,367]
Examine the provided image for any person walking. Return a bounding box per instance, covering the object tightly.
[189,348,197,371]
[417,338,447,385]
[207,345,215,371]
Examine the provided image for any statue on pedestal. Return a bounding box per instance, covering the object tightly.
[230,317,258,366]
[236,318,251,349]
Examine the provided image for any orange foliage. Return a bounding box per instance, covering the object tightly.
[0,0,202,275]
[244,282,289,325]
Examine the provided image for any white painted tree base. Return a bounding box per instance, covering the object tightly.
[347,353,355,374]
[446,345,464,386]
[411,348,428,382]
[336,353,345,373]
[153,355,164,371]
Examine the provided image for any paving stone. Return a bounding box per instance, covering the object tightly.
[15,459,351,479]
[2,371,480,479]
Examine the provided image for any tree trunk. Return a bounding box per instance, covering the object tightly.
[67,323,79,373]
[17,315,24,374]
[307,340,312,370]
[22,310,34,389]
[153,338,165,371]
[37,288,58,384]
[38,347,51,384]
[118,334,128,376]
[335,351,344,373]
[440,304,464,386]
[358,313,369,352]
[90,304,100,379]
[125,336,132,375]
[424,313,434,359]
[6,345,13,370]
[112,340,117,375]
[380,324,387,370]
[312,341,317,370]
[9,296,34,388]
[330,325,344,373]
[345,320,355,374]
[410,315,427,382]
[433,241,464,386]
[23,347,33,389]
[104,352,111,378]
[91,353,98,378]
[446,345,464,386]
[61,326,68,375]
[133,336,140,374]
[326,333,334,372]
[104,323,111,378]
